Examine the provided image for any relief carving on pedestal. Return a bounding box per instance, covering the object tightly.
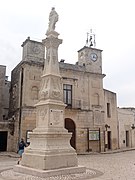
[52,90,61,98]
[51,77,62,100]
[39,90,48,100]
[39,78,49,100]
[46,49,50,62]
[37,108,47,125]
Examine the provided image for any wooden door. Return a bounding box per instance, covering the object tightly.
[65,118,76,149]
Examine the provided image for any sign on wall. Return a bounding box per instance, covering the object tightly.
[89,130,99,140]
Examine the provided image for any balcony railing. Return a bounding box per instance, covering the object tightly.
[65,99,90,110]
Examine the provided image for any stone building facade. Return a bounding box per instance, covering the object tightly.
[0,65,11,151]
[118,107,135,149]
[8,37,119,153]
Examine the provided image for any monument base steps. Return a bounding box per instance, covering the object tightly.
[14,165,86,178]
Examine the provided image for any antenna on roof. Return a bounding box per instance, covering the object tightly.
[85,29,96,48]
[86,32,89,46]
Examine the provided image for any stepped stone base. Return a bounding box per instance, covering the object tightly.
[19,130,79,170]
[14,165,86,178]
[20,150,78,170]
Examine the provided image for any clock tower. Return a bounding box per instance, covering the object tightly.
[78,46,103,74]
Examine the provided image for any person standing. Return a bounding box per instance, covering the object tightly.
[17,138,27,164]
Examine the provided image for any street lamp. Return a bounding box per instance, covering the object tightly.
[105,124,110,131]
[131,124,135,129]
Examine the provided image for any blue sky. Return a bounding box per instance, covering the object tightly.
[0,0,135,107]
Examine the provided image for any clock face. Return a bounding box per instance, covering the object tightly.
[32,45,41,54]
[90,53,98,61]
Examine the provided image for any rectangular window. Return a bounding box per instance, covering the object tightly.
[63,84,72,107]
[107,103,111,117]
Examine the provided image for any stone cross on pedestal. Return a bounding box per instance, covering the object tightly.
[14,8,86,178]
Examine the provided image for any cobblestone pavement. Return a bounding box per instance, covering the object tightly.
[0,155,17,180]
[1,150,135,179]
[78,150,135,179]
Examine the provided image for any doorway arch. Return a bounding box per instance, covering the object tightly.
[65,118,76,149]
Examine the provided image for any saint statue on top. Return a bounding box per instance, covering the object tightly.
[46,7,59,33]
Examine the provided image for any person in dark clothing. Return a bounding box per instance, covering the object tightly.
[17,138,27,164]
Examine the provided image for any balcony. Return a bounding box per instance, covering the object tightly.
[65,99,90,110]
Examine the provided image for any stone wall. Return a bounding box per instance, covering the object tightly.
[118,108,135,149]
[0,65,6,121]
[0,65,13,151]
[0,65,10,121]
[104,89,118,150]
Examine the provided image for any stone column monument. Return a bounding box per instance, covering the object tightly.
[14,7,85,177]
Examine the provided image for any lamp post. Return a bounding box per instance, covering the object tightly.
[131,124,135,129]
[104,124,110,151]
[105,124,110,131]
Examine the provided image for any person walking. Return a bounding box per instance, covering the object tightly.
[17,138,27,164]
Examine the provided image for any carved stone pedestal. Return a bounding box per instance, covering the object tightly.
[14,11,86,177]
[14,102,86,177]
